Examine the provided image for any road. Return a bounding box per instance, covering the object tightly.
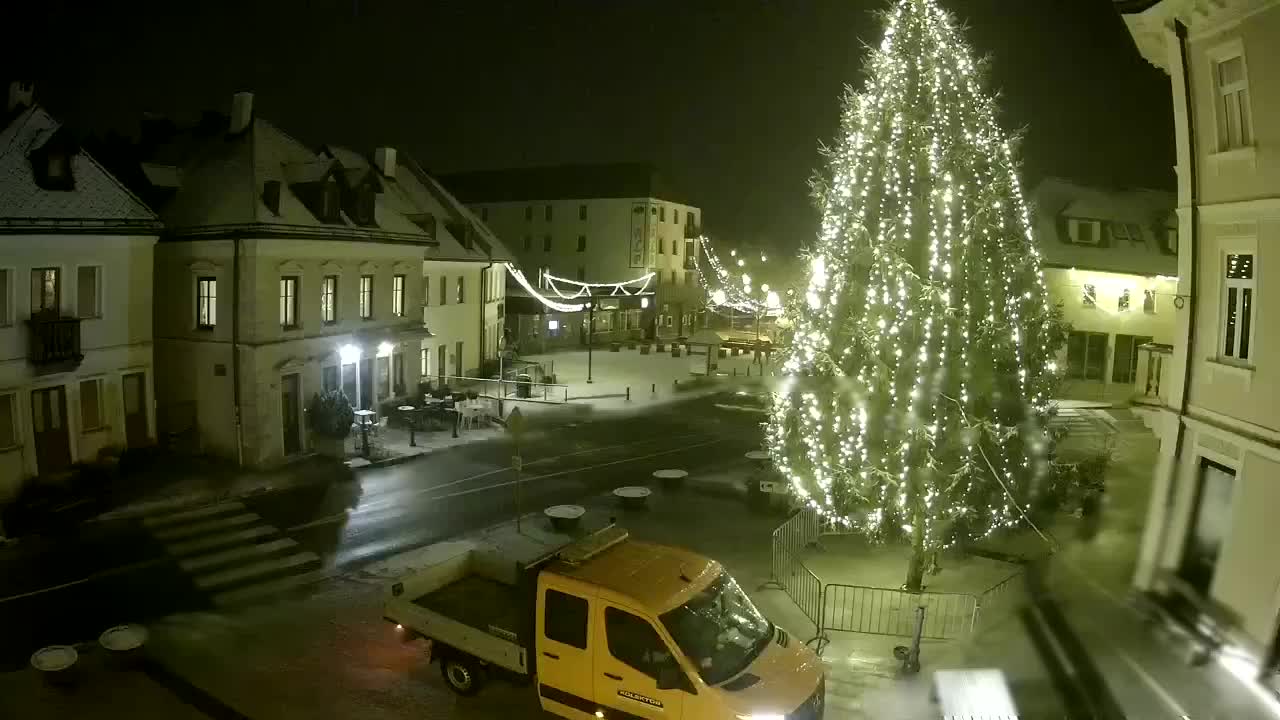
[0,391,766,670]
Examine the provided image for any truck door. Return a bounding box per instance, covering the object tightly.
[593,603,691,719]
[536,585,596,718]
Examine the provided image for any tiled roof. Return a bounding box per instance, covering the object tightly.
[1031,177,1177,276]
[439,163,690,206]
[0,105,158,229]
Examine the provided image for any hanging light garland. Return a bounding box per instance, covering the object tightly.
[505,264,656,313]
[693,235,783,316]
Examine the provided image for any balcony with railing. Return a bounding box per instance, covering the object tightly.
[26,313,83,373]
[1134,342,1173,407]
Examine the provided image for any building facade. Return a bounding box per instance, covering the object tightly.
[1119,0,1280,685]
[140,93,508,468]
[0,84,161,503]
[441,164,704,352]
[1030,177,1178,402]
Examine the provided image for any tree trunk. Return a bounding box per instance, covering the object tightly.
[904,503,927,592]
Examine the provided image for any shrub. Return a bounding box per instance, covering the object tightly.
[307,390,354,439]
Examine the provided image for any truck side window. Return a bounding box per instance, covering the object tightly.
[604,607,673,680]
[544,589,588,649]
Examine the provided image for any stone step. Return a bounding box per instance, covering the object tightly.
[211,568,331,608]
[143,501,245,528]
[152,513,261,541]
[179,538,300,573]
[165,525,278,556]
[194,551,321,590]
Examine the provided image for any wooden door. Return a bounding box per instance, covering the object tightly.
[281,373,302,456]
[122,372,148,448]
[31,386,71,475]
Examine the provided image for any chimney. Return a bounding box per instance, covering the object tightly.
[7,81,34,113]
[373,147,397,178]
[229,91,254,134]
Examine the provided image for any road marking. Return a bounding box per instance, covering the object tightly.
[1116,648,1191,718]
[142,501,246,527]
[180,537,299,572]
[152,512,260,541]
[194,551,320,589]
[288,437,729,531]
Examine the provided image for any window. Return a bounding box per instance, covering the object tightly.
[393,351,405,394]
[523,235,532,251]
[377,356,390,398]
[673,209,680,225]
[576,267,585,281]
[360,275,374,319]
[1117,288,1131,313]
[1065,331,1108,380]
[544,589,588,649]
[420,347,429,377]
[684,239,695,268]
[1110,223,1144,244]
[1144,289,1157,314]
[659,206,666,222]
[1180,459,1236,594]
[456,276,465,304]
[440,276,448,306]
[280,276,299,328]
[578,204,587,221]
[31,267,60,314]
[688,212,697,228]
[525,206,533,221]
[423,276,430,308]
[322,275,338,324]
[0,393,14,448]
[672,240,679,256]
[1215,54,1252,150]
[576,235,586,252]
[480,207,489,221]
[1221,253,1255,362]
[545,205,553,221]
[669,270,677,285]
[604,607,674,681]
[0,268,9,325]
[77,266,101,319]
[79,378,104,431]
[543,235,552,252]
[196,277,217,328]
[1068,219,1101,246]
[1082,284,1096,307]
[322,365,339,392]
[321,181,341,222]
[392,274,406,317]
[1113,334,1153,384]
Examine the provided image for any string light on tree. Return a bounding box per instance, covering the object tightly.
[766,0,1065,592]
[693,235,784,317]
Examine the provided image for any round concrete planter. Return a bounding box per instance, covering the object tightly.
[31,645,79,688]
[99,625,148,669]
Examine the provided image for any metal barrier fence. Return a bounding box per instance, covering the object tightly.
[435,374,570,403]
[822,584,978,640]
[770,509,1026,645]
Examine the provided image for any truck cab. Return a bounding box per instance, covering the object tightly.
[385,525,824,720]
[536,530,824,719]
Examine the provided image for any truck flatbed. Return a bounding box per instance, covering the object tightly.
[412,575,520,640]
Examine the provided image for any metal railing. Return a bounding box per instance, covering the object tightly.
[769,508,1027,646]
[432,374,570,404]
[821,584,977,640]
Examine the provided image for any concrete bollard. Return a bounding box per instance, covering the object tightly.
[626,386,631,401]
[651,383,656,395]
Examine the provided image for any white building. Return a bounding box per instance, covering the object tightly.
[1118,0,1280,686]
[441,164,704,351]
[140,92,509,467]
[0,83,161,502]
[1030,177,1178,402]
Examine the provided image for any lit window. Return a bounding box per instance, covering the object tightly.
[1117,289,1131,313]
[1082,284,1096,307]
[32,268,60,314]
[1143,289,1156,314]
[360,275,374,319]
[322,275,338,324]
[280,276,299,328]
[196,277,217,328]
[393,274,406,317]
[1221,253,1255,362]
[1216,54,1252,150]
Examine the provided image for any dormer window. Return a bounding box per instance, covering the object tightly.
[47,154,69,180]
[354,186,376,226]
[320,181,341,222]
[1067,218,1101,246]
[30,132,77,191]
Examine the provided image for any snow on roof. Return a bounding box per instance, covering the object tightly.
[1031,177,1176,277]
[0,105,158,228]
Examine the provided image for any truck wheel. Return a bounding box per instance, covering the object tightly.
[441,655,485,696]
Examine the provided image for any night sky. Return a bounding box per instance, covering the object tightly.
[11,0,1173,255]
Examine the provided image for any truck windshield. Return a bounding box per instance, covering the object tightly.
[659,572,773,686]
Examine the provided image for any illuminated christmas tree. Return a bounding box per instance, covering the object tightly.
[767,0,1065,591]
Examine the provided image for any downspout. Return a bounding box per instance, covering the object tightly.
[1154,19,1199,575]
[233,236,244,467]
[481,253,493,372]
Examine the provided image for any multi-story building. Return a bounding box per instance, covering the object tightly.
[1118,0,1280,687]
[0,82,161,502]
[138,92,508,467]
[1030,177,1178,402]
[441,164,704,351]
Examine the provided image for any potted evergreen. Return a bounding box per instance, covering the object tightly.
[307,390,354,458]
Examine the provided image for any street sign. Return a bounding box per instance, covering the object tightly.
[506,406,526,436]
